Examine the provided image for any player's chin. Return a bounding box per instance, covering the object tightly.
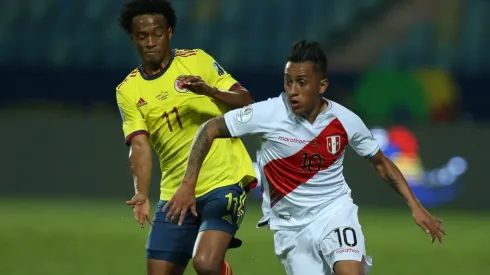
[143,55,163,64]
[290,106,304,115]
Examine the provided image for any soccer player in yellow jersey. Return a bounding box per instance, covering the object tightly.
[116,1,256,275]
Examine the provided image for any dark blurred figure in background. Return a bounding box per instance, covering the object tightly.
[116,0,256,274]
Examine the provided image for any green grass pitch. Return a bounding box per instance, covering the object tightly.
[1,198,489,275]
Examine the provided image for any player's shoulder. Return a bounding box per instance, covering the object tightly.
[253,94,287,113]
[228,95,284,124]
[174,48,200,59]
[174,48,213,62]
[247,94,288,123]
[329,100,355,116]
[173,48,212,69]
[328,100,364,127]
[116,67,140,94]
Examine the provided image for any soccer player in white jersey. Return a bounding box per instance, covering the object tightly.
[167,40,447,275]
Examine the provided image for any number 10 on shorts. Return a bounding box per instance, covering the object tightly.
[225,192,246,226]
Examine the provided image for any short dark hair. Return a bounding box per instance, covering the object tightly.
[118,0,177,34]
[288,40,328,77]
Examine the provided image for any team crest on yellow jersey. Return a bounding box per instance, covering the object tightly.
[174,78,189,93]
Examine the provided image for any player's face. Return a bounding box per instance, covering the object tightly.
[284,62,328,116]
[131,14,173,65]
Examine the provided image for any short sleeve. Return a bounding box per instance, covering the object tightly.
[196,49,241,91]
[223,98,276,138]
[116,88,149,145]
[346,114,380,158]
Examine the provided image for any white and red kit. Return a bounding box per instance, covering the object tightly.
[224,93,379,275]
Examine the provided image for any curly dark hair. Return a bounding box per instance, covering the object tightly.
[288,40,328,77]
[118,0,177,34]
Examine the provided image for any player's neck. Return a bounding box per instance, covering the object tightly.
[141,54,172,76]
[305,101,328,124]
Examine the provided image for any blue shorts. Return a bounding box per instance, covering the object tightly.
[146,183,246,266]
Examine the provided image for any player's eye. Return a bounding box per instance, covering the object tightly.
[285,78,292,85]
[298,80,306,85]
[155,33,163,38]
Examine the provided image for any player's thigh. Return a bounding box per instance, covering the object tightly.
[198,183,247,236]
[193,184,246,264]
[320,205,372,275]
[192,230,233,274]
[273,230,326,275]
[147,259,186,275]
[146,200,199,270]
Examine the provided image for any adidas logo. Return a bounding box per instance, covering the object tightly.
[222,214,233,225]
[136,98,147,107]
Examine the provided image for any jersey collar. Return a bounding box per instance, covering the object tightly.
[138,49,175,81]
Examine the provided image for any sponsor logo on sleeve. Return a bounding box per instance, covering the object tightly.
[213,61,225,76]
[235,105,253,123]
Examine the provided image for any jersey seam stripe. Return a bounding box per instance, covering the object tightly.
[125,130,149,145]
[175,53,197,57]
[228,82,242,91]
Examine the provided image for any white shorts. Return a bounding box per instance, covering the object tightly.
[273,203,372,275]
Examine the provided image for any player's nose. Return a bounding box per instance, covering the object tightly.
[287,85,299,97]
[145,37,157,47]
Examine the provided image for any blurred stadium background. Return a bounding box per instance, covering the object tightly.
[1,0,489,274]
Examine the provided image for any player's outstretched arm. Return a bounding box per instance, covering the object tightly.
[128,135,153,197]
[181,49,254,109]
[207,85,253,110]
[183,116,231,185]
[177,75,253,109]
[162,116,231,225]
[125,135,153,227]
[368,150,447,243]
[116,84,153,227]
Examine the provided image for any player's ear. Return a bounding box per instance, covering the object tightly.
[168,28,173,39]
[130,34,136,44]
[319,78,329,95]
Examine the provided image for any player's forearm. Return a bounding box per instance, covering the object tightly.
[208,86,254,109]
[375,160,421,209]
[129,143,153,196]
[182,117,232,186]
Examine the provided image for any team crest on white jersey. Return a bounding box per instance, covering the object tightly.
[326,135,341,154]
[174,78,189,93]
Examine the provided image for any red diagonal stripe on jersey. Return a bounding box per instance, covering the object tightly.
[264,118,348,207]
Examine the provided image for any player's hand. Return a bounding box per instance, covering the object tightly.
[176,75,215,96]
[162,184,198,226]
[412,206,447,243]
[126,193,152,228]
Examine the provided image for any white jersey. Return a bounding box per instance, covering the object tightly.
[224,93,379,230]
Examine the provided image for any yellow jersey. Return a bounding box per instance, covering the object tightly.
[116,49,256,200]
